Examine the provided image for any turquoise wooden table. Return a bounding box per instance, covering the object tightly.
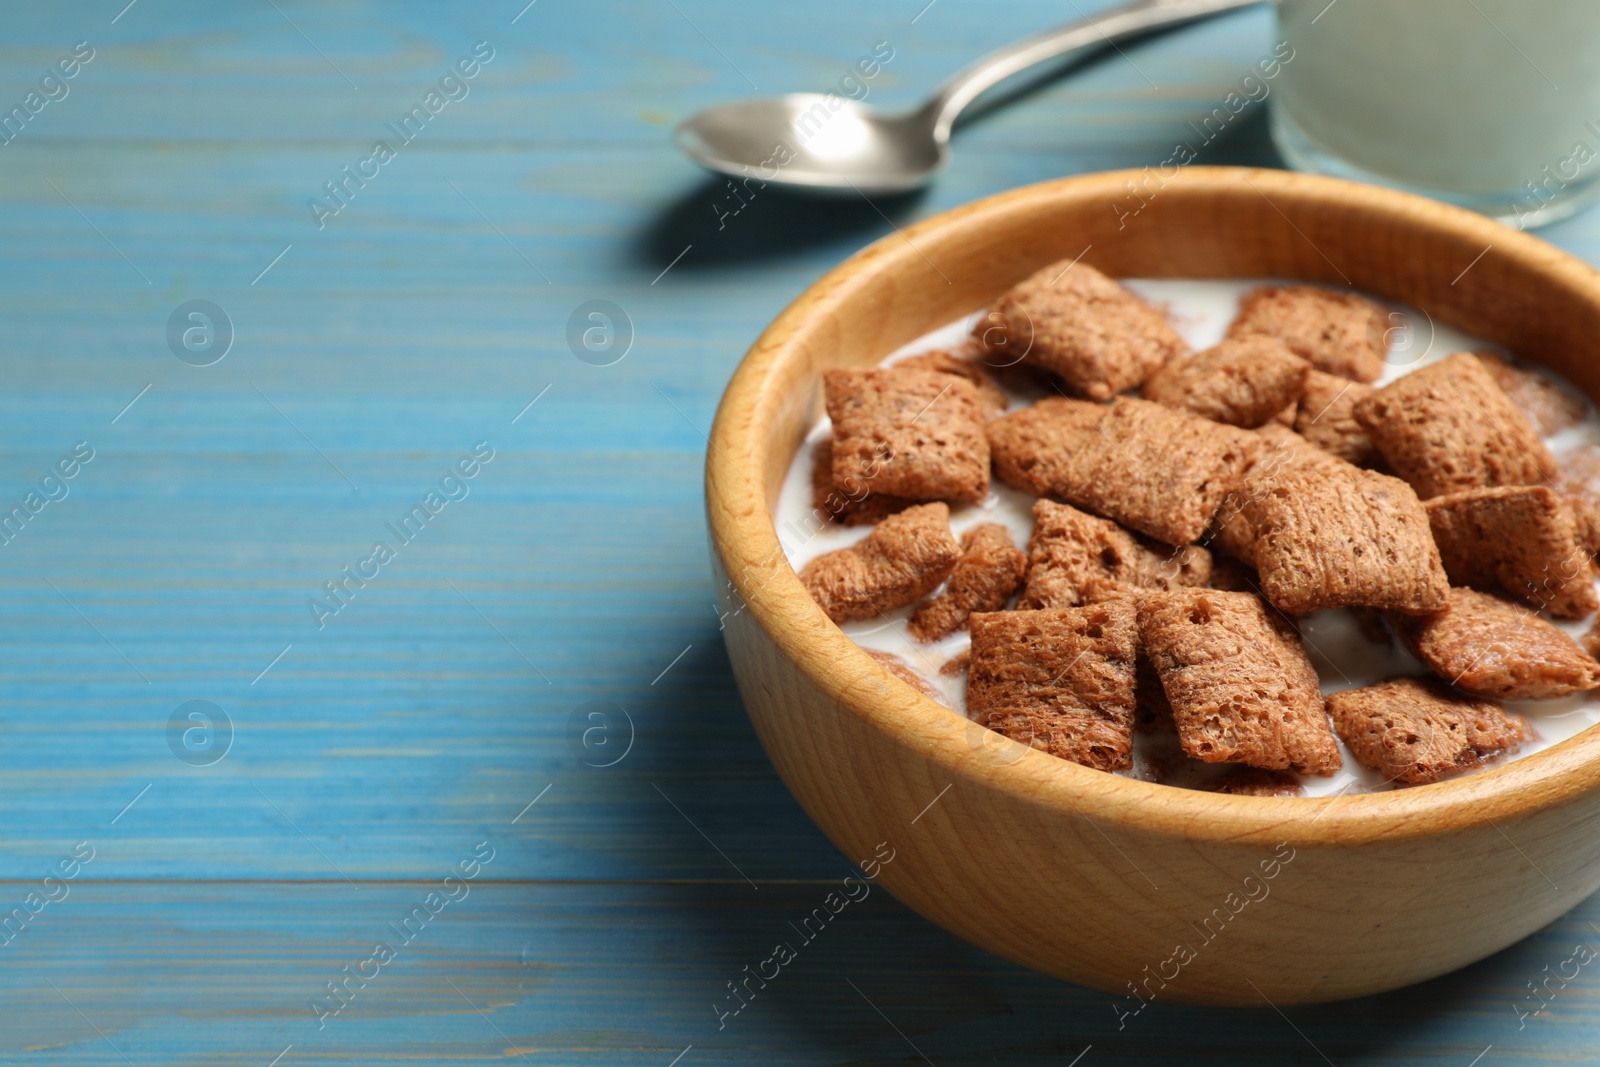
[4,0,1599,1062]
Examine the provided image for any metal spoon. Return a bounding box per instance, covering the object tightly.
[676,0,1263,194]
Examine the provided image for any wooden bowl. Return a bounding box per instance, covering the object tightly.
[705,166,1600,1006]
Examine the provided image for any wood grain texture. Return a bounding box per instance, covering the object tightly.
[1,0,1599,1058]
[3,881,1598,1066]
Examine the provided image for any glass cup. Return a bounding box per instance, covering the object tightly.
[1271,0,1600,228]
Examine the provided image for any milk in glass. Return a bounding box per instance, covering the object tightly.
[1272,0,1600,227]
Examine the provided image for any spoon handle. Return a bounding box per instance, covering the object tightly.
[923,0,1265,139]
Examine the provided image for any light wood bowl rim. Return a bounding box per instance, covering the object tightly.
[706,165,1600,848]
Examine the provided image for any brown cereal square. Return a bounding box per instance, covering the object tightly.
[1211,424,1353,566]
[1352,352,1556,498]
[1060,397,1263,546]
[799,502,960,623]
[1388,587,1600,700]
[1242,465,1449,615]
[908,523,1027,642]
[939,649,970,677]
[809,438,917,527]
[1246,423,1353,472]
[1206,767,1303,797]
[1325,678,1532,786]
[1141,336,1310,428]
[823,367,990,504]
[967,602,1139,771]
[894,349,1009,417]
[1294,369,1378,465]
[1209,502,1260,566]
[1227,284,1388,383]
[1249,422,1315,455]
[973,260,1186,400]
[1424,486,1598,618]
[1568,493,1600,566]
[1476,351,1587,436]
[865,649,944,703]
[1137,589,1342,774]
[985,397,1106,497]
[1019,499,1210,609]
[1210,506,1259,566]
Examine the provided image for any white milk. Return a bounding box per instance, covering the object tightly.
[1272,0,1600,226]
[773,279,1600,795]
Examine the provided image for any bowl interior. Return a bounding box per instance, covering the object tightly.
[707,166,1600,843]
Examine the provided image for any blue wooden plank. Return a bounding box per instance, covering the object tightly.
[0,880,1594,1066]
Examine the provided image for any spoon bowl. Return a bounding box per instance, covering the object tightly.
[677,94,943,195]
